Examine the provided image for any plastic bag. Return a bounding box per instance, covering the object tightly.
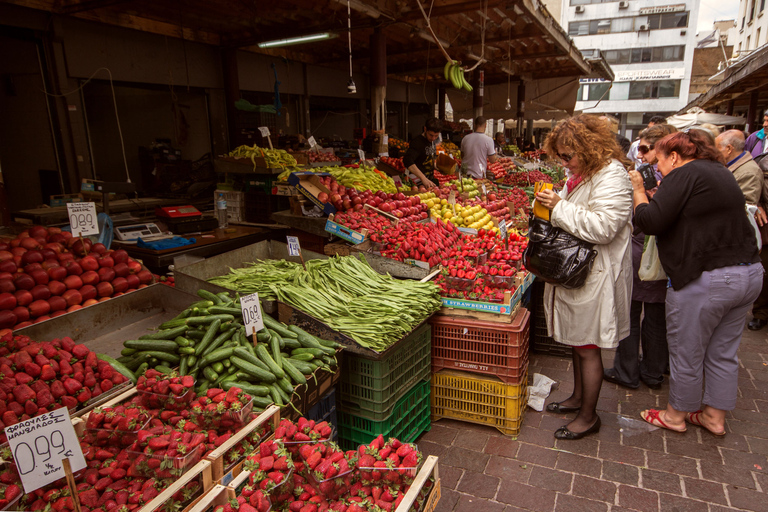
[638,235,666,282]
[617,414,659,436]
[527,373,557,411]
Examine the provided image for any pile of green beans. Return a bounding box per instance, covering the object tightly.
[207,259,303,300]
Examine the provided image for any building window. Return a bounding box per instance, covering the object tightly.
[628,80,681,99]
[747,35,751,49]
[570,0,625,4]
[762,0,766,12]
[569,12,689,35]
[602,45,684,64]
[588,83,612,101]
[750,0,756,21]
[758,28,762,46]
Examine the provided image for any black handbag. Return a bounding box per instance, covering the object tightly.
[523,215,598,289]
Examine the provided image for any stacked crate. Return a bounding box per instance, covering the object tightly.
[529,280,572,357]
[214,189,245,223]
[336,323,432,450]
[429,307,530,435]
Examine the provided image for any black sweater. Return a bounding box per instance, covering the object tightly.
[634,158,760,290]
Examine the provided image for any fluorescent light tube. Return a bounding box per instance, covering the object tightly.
[258,33,335,48]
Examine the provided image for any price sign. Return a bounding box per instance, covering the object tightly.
[66,202,99,237]
[5,408,86,494]
[240,292,264,334]
[287,236,301,257]
[481,184,487,197]
[448,191,456,205]
[258,126,271,137]
[308,136,317,148]
[499,219,508,240]
[358,149,365,161]
[392,175,403,187]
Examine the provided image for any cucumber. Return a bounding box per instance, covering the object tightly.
[222,381,271,397]
[175,336,193,348]
[289,353,314,362]
[233,347,271,373]
[251,395,275,408]
[154,365,173,374]
[317,337,342,349]
[287,358,316,375]
[198,347,236,368]
[267,329,285,350]
[276,376,294,396]
[270,333,283,370]
[194,319,222,356]
[186,330,205,341]
[290,348,326,358]
[282,358,307,385]
[178,347,196,355]
[227,365,237,374]
[201,327,237,357]
[120,348,137,357]
[197,380,210,394]
[116,356,133,364]
[97,354,137,384]
[135,362,149,378]
[208,306,243,316]
[133,351,180,365]
[262,316,298,339]
[124,339,179,353]
[197,289,223,304]
[231,356,277,383]
[211,361,225,374]
[222,359,231,368]
[139,325,189,341]
[256,343,285,379]
[269,385,283,406]
[179,356,189,376]
[272,383,291,404]
[187,314,234,326]
[124,353,150,371]
[188,355,198,367]
[282,337,301,350]
[256,331,271,343]
[203,366,218,382]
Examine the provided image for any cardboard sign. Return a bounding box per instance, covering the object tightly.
[240,292,264,334]
[448,191,456,205]
[308,136,317,148]
[481,184,487,196]
[5,408,86,494]
[499,219,508,240]
[358,149,365,161]
[286,236,301,257]
[67,202,99,237]
[392,175,403,187]
[258,126,271,137]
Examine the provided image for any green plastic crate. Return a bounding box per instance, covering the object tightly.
[338,324,431,421]
[337,379,431,451]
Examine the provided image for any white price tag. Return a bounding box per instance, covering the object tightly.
[499,219,508,240]
[358,149,365,161]
[308,136,317,148]
[66,202,99,237]
[258,126,271,137]
[240,292,264,334]
[5,408,86,494]
[392,175,403,187]
[287,236,301,257]
[448,191,456,205]
[482,184,487,196]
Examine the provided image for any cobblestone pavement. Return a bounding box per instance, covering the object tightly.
[417,325,768,512]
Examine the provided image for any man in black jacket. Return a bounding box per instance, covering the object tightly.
[403,118,441,188]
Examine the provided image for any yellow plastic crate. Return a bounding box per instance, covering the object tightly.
[430,369,528,436]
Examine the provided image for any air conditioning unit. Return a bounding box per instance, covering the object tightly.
[575,5,585,13]
[638,24,649,31]
[619,1,629,9]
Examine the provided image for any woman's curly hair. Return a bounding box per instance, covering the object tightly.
[544,114,631,180]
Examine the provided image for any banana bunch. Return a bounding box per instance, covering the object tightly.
[444,61,472,92]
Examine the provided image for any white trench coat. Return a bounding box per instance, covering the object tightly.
[543,159,633,348]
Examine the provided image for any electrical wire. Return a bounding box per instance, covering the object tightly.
[40,67,132,184]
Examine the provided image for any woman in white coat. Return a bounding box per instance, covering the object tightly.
[535,114,634,439]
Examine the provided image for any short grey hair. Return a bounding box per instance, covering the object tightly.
[717,129,746,151]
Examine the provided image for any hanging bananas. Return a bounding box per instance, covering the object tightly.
[443,61,473,92]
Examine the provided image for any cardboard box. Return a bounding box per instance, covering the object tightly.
[287,171,336,215]
[272,184,298,196]
[324,213,368,244]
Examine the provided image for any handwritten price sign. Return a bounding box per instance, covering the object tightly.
[258,126,271,137]
[240,292,264,334]
[286,236,301,257]
[4,408,85,493]
[499,219,508,240]
[67,202,99,237]
[307,136,317,148]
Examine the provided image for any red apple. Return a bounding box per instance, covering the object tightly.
[92,243,107,255]
[14,290,33,306]
[98,267,115,283]
[112,249,129,264]
[111,277,128,294]
[62,289,83,307]
[0,292,16,311]
[48,296,66,312]
[65,261,83,276]
[137,270,153,285]
[30,269,49,286]
[126,261,142,274]
[96,282,113,298]
[30,285,51,301]
[125,274,140,290]
[47,281,66,296]
[28,300,51,318]
[79,256,98,272]
[80,285,97,301]
[113,262,129,278]
[64,275,83,290]
[12,306,29,323]
[13,274,35,291]
[98,256,114,268]
[80,271,99,286]
[47,266,67,282]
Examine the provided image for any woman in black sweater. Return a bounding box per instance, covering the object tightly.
[631,130,762,436]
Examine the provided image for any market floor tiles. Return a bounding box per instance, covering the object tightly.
[416,324,768,512]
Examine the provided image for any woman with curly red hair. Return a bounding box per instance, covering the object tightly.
[631,129,762,435]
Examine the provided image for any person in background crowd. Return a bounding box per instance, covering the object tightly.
[715,130,763,207]
[745,109,768,158]
[628,116,667,168]
[601,115,631,154]
[403,118,441,188]
[698,123,722,140]
[604,123,677,391]
[632,130,762,435]
[537,114,633,440]
[718,129,768,331]
[460,116,497,179]
[494,132,506,157]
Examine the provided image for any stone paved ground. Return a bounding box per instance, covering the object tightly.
[417,325,768,512]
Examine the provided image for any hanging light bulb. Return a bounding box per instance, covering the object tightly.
[346,0,356,94]
[505,28,512,111]
[505,98,512,110]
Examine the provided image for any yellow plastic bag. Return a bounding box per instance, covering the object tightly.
[532,181,554,221]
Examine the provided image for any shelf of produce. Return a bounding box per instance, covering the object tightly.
[15,283,199,358]
[174,240,328,313]
[376,161,404,176]
[276,300,431,360]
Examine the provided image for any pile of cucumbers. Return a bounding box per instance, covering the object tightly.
[115,290,340,411]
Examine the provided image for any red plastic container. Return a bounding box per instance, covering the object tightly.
[429,307,529,384]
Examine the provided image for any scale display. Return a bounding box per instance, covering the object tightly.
[114,223,164,241]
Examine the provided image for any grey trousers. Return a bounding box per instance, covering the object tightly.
[665,264,763,412]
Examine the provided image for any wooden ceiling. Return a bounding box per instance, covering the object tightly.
[8,0,604,86]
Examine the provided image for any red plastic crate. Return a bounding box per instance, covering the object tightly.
[429,308,529,384]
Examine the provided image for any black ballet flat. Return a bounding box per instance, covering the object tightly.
[546,401,581,414]
[554,416,601,440]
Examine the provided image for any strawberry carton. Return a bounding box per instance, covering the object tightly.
[127,426,206,478]
[298,441,357,501]
[215,490,272,512]
[84,403,152,447]
[136,370,195,411]
[356,436,422,486]
[0,483,21,510]
[244,439,295,509]
[191,387,254,430]
[275,417,334,455]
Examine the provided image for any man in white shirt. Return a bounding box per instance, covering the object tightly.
[460,117,497,179]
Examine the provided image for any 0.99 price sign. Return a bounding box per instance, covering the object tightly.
[4,408,86,493]
[66,202,99,237]
[240,292,264,335]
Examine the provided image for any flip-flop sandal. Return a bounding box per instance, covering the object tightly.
[687,410,726,436]
[640,409,687,433]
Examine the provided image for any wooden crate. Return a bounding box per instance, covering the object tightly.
[399,455,440,512]
[185,484,234,512]
[205,405,281,485]
[137,460,214,512]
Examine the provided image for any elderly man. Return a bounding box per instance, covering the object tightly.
[716,129,768,330]
[716,130,763,206]
[745,110,768,158]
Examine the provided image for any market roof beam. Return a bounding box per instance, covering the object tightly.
[396,0,507,21]
[53,0,132,14]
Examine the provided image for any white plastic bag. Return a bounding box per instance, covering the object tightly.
[638,235,666,282]
[527,373,557,411]
[746,204,762,250]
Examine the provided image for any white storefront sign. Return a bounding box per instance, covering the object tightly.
[614,68,686,82]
